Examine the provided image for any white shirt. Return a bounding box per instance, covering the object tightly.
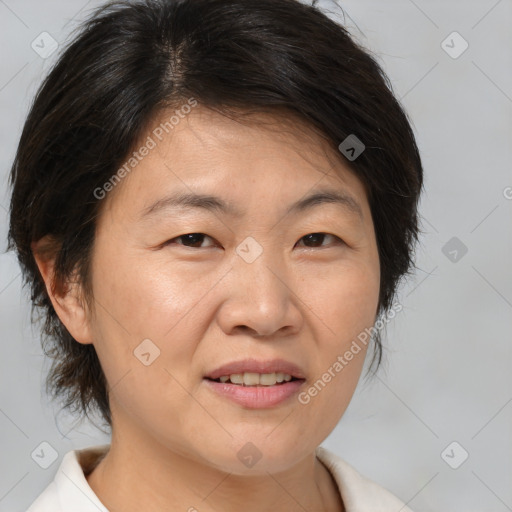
[26,444,413,511]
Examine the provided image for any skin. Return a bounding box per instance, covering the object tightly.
[34,105,381,512]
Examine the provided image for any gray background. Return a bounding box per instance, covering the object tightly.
[1,0,511,510]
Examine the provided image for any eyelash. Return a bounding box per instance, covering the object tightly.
[163,232,344,250]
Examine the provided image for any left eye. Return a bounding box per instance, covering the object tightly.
[295,232,343,249]
[164,232,343,249]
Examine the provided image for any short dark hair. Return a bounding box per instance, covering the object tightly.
[8,0,423,430]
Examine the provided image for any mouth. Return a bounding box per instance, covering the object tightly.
[204,372,304,387]
[204,358,306,383]
[203,359,306,408]
[203,375,305,408]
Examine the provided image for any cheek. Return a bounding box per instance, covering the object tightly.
[295,271,377,437]
[299,260,379,397]
[90,246,186,335]
[87,247,213,388]
[308,260,380,337]
[86,255,200,433]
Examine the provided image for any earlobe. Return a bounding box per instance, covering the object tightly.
[31,237,94,346]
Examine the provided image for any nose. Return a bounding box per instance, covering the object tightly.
[216,254,303,340]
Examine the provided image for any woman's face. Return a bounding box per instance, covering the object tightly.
[84,106,380,473]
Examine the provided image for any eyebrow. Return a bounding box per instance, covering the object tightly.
[140,188,363,221]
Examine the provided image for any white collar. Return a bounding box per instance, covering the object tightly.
[28,444,413,511]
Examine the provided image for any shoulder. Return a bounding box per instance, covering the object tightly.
[26,444,110,512]
[315,446,414,512]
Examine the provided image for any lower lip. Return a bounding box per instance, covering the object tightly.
[204,379,305,408]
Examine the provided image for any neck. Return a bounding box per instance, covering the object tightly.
[86,431,344,512]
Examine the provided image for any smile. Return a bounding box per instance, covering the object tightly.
[209,372,296,386]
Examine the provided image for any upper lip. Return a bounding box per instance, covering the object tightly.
[205,358,306,380]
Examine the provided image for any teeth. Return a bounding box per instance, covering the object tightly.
[230,374,244,385]
[259,373,277,385]
[216,372,294,386]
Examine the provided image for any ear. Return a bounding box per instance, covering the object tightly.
[31,236,94,345]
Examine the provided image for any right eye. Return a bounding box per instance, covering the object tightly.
[163,233,218,249]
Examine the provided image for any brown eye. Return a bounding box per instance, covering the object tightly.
[296,233,343,248]
[165,233,216,248]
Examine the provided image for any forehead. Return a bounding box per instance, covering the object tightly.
[99,105,370,221]
[147,105,343,169]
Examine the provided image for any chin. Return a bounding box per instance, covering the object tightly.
[195,434,313,475]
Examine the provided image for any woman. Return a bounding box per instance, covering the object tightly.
[8,0,423,510]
